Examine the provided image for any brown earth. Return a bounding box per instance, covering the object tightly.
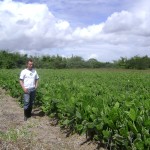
[0,88,104,150]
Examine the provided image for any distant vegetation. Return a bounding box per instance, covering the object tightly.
[0,50,150,69]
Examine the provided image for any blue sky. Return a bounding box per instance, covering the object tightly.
[13,0,134,27]
[0,0,150,62]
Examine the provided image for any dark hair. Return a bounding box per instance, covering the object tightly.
[26,58,33,64]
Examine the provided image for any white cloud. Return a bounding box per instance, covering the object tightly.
[0,0,78,55]
[88,54,99,60]
[55,20,70,30]
[73,23,104,40]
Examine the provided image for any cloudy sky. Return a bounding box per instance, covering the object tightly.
[0,0,150,62]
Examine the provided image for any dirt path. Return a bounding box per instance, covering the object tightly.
[0,88,98,150]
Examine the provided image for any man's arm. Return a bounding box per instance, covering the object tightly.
[19,80,28,93]
[35,79,38,89]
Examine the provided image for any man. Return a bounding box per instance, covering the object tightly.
[19,59,39,121]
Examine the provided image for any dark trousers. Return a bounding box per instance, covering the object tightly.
[23,88,36,117]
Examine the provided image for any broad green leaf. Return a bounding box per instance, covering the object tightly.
[119,127,129,137]
[107,120,115,129]
[125,101,135,107]
[86,105,91,113]
[134,140,144,150]
[102,130,110,138]
[43,96,50,101]
[145,138,150,146]
[96,123,103,131]
[90,114,96,120]
[128,121,138,134]
[92,107,98,114]
[76,111,82,119]
[114,102,120,108]
[109,108,118,122]
[62,119,70,125]
[126,108,137,121]
[144,119,150,128]
[76,124,83,132]
[87,123,94,129]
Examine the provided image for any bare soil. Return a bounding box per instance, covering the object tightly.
[0,88,101,150]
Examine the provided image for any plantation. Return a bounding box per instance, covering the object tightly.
[0,69,150,149]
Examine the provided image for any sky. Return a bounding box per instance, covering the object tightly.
[0,0,150,62]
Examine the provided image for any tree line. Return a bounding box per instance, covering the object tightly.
[0,50,150,69]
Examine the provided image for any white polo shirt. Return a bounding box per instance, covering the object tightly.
[20,68,39,89]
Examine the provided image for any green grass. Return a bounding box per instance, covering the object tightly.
[0,127,31,142]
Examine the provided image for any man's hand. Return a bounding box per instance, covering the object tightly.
[23,88,28,93]
[20,80,28,93]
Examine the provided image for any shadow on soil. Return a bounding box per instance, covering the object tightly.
[32,108,45,117]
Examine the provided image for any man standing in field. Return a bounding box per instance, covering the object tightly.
[19,59,39,121]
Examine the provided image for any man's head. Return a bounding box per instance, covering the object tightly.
[26,59,34,70]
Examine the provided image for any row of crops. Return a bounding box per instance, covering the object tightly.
[0,69,150,149]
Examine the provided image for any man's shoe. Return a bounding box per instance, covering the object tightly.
[24,116,27,121]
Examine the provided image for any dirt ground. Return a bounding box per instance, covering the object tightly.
[0,88,102,150]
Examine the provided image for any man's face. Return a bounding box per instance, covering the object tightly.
[27,61,33,70]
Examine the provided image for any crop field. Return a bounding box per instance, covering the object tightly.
[0,69,150,149]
